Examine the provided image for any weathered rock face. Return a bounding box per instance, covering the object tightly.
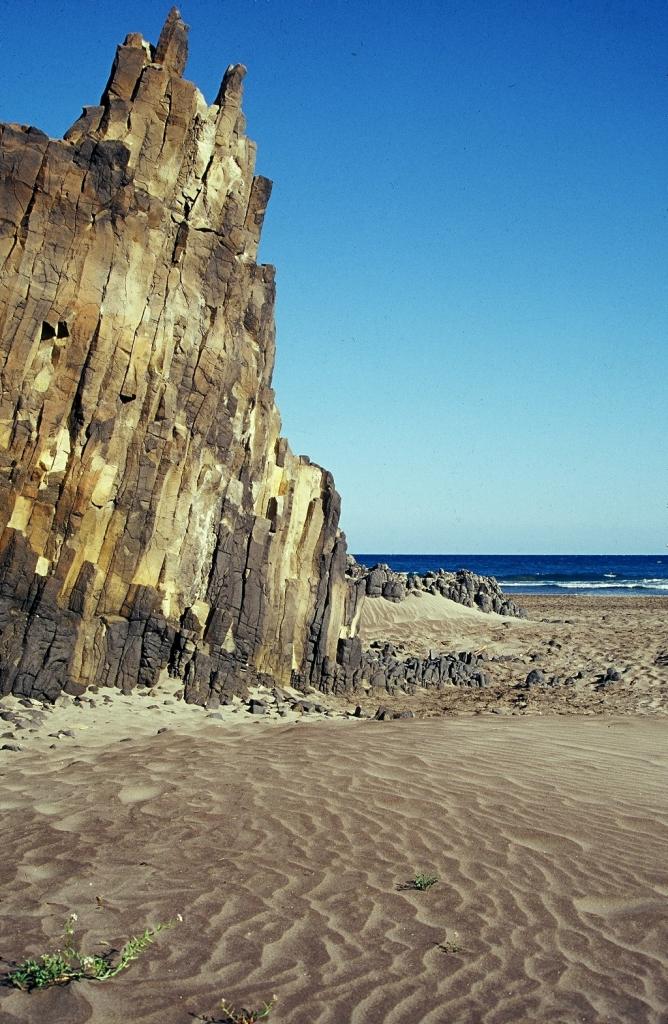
[0,10,361,702]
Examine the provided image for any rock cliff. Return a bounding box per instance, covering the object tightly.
[0,9,361,702]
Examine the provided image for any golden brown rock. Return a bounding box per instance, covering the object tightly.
[0,10,360,701]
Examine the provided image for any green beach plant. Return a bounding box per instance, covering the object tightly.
[205,995,277,1023]
[411,872,439,891]
[7,912,180,991]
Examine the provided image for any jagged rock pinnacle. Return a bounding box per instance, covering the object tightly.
[155,6,189,75]
[0,14,359,702]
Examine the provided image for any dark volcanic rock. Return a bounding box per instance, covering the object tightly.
[595,667,623,690]
[373,705,416,721]
[324,640,490,698]
[292,700,316,714]
[346,559,526,618]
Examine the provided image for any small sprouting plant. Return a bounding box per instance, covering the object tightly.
[206,995,276,1024]
[412,872,438,891]
[7,912,180,991]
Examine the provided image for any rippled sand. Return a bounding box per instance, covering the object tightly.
[1,717,666,1023]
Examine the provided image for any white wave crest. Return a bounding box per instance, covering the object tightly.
[501,579,668,591]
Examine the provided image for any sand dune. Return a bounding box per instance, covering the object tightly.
[361,591,508,628]
[1,716,666,1024]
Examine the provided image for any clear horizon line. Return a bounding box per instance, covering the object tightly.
[352,552,667,557]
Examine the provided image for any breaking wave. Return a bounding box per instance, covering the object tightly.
[500,579,668,592]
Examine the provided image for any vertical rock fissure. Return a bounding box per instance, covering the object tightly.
[0,9,359,701]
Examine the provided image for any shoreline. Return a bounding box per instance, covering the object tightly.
[514,592,668,602]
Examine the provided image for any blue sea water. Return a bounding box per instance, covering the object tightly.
[353,554,668,597]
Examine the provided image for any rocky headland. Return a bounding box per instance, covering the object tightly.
[0,9,664,726]
[0,9,366,704]
[0,7,539,713]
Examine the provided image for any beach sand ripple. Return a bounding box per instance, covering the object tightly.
[1,717,666,1023]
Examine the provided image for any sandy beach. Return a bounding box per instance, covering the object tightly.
[1,5,664,1020]
[1,716,666,1024]
[1,594,667,1024]
[358,593,668,717]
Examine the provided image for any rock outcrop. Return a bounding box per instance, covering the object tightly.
[346,559,526,617]
[332,639,490,696]
[0,10,362,702]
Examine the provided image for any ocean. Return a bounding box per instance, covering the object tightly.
[353,554,668,597]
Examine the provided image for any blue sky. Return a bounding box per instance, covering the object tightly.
[1,0,666,553]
